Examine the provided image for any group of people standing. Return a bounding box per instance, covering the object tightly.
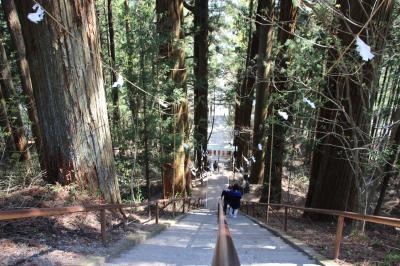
[220,184,242,218]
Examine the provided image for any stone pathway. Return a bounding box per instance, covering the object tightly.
[205,166,230,211]
[107,209,217,266]
[107,168,320,266]
[227,214,319,265]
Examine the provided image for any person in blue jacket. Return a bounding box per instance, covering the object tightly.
[229,183,242,218]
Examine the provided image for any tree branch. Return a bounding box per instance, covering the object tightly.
[183,1,195,13]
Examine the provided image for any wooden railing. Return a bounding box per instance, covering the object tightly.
[241,201,400,260]
[0,197,203,245]
[212,200,240,266]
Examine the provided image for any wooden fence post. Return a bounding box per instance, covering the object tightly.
[188,198,191,212]
[155,201,159,224]
[173,199,176,217]
[148,202,152,220]
[252,203,255,217]
[246,202,249,215]
[284,206,288,232]
[334,216,345,260]
[182,198,185,213]
[100,209,106,246]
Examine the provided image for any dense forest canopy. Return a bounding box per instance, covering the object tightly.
[0,0,399,222]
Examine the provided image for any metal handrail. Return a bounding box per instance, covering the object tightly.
[0,197,203,245]
[241,201,400,260]
[212,200,240,266]
[242,201,400,227]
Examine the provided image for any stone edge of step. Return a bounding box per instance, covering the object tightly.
[79,213,190,266]
[240,213,352,266]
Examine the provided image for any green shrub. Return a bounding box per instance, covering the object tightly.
[382,252,400,266]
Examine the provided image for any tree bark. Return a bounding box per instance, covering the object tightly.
[15,0,121,203]
[193,0,209,169]
[250,0,275,184]
[156,0,188,196]
[260,0,299,204]
[123,0,139,121]
[0,84,15,158]
[2,0,42,162]
[140,47,151,202]
[234,0,256,167]
[107,0,120,124]
[374,108,400,215]
[0,40,30,161]
[305,0,394,218]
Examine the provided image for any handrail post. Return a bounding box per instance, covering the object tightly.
[148,202,152,220]
[284,206,288,232]
[100,209,107,246]
[155,201,159,224]
[265,205,269,224]
[252,203,255,217]
[334,215,345,260]
[188,198,191,212]
[173,199,176,217]
[182,198,185,213]
[246,202,249,215]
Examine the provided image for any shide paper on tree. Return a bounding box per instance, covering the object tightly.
[356,37,374,61]
[303,97,316,109]
[112,75,124,88]
[27,3,45,24]
[158,100,168,108]
[278,111,289,120]
[258,143,263,151]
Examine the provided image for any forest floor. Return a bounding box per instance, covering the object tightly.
[0,184,183,266]
[242,170,400,266]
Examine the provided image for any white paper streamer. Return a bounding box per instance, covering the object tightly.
[356,37,374,61]
[303,97,316,109]
[27,4,45,24]
[112,75,124,88]
[278,111,289,120]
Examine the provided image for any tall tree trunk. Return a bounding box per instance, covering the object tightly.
[374,108,400,215]
[156,0,188,196]
[234,0,255,167]
[0,84,15,158]
[193,0,209,169]
[249,0,275,184]
[305,0,394,218]
[174,101,189,195]
[260,0,299,204]
[123,0,139,121]
[108,0,119,124]
[15,0,121,203]
[2,0,42,163]
[0,40,30,161]
[140,47,151,201]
